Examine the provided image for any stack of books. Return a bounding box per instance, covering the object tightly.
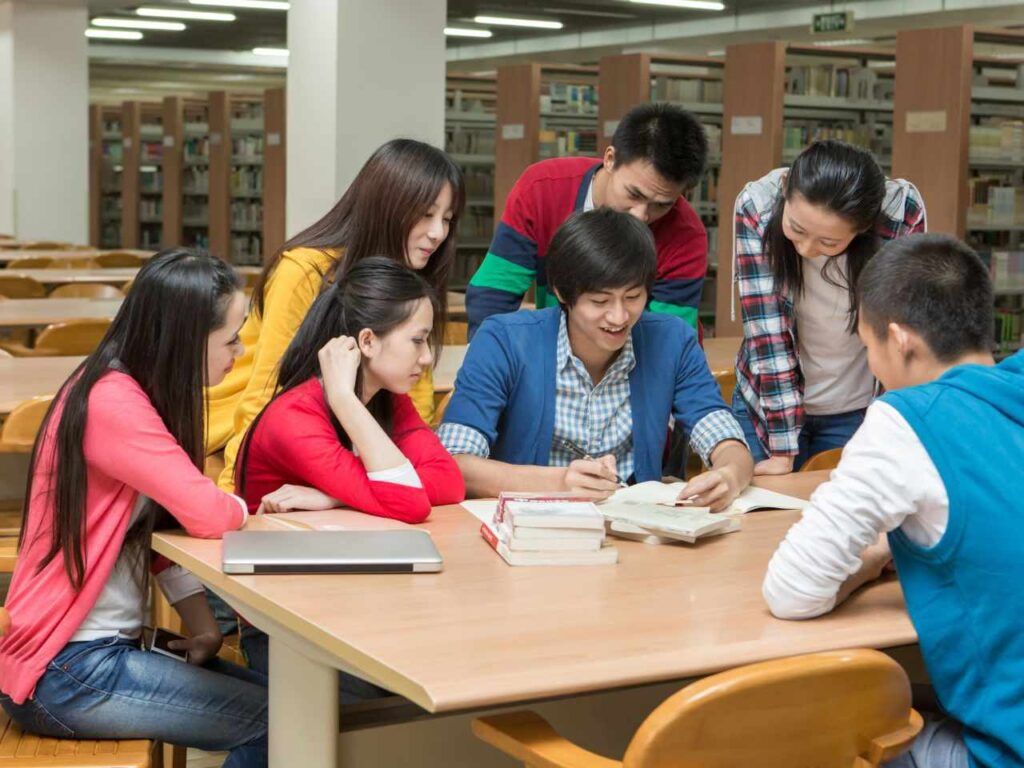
[479,493,618,566]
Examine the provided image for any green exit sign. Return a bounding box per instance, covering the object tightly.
[811,11,853,34]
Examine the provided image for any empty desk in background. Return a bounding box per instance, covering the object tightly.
[0,356,84,415]
[0,298,122,329]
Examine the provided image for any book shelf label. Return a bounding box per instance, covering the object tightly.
[210,132,223,146]
[123,138,133,149]
[267,132,281,146]
[603,120,620,138]
[501,123,525,140]
[906,110,947,133]
[163,136,175,148]
[730,116,763,135]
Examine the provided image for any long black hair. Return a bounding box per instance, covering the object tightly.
[23,249,242,589]
[764,139,886,331]
[252,139,464,323]
[237,256,439,496]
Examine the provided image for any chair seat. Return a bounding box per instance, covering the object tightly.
[0,711,154,767]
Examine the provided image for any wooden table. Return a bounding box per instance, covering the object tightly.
[0,249,153,264]
[0,357,84,415]
[0,265,261,287]
[153,471,913,767]
[0,298,122,328]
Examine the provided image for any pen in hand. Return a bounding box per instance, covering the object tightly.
[560,440,627,487]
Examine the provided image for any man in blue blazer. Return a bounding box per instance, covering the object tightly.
[438,208,753,509]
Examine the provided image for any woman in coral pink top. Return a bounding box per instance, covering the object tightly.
[0,249,267,768]
[234,257,464,680]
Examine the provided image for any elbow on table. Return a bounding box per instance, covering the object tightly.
[762,578,831,621]
[183,500,247,539]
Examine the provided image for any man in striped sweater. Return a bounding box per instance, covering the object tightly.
[466,103,710,338]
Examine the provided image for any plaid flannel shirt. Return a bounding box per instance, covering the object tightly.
[732,168,927,457]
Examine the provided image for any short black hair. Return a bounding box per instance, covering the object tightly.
[611,102,708,188]
[857,233,993,361]
[546,208,656,308]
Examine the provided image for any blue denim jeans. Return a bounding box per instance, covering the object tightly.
[731,390,866,469]
[0,636,268,768]
[884,716,970,768]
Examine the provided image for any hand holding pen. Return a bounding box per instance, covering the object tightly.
[559,440,627,502]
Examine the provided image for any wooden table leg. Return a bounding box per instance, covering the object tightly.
[269,634,339,767]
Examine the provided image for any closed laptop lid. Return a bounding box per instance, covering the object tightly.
[221,530,443,574]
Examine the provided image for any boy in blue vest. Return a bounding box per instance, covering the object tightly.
[438,208,753,509]
[763,232,1024,767]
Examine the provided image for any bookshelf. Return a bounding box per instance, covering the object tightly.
[447,73,496,289]
[88,105,123,248]
[494,63,599,220]
[598,53,725,329]
[119,101,164,249]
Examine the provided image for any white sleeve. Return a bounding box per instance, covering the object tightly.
[762,401,948,620]
[366,460,423,489]
[154,564,206,605]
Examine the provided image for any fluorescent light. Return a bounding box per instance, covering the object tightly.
[444,27,493,38]
[190,0,290,9]
[92,17,186,31]
[810,38,873,47]
[473,15,563,29]
[137,7,236,21]
[627,0,725,9]
[252,47,288,56]
[86,28,144,39]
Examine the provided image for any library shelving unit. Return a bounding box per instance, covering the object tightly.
[161,96,212,252]
[494,63,599,220]
[88,105,123,248]
[598,53,724,330]
[120,101,164,249]
[712,41,895,335]
[890,24,1024,356]
[446,73,496,289]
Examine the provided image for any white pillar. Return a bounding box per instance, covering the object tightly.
[0,0,88,242]
[286,0,446,236]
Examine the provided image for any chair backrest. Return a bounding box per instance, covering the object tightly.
[50,283,124,299]
[431,390,454,428]
[50,256,100,268]
[0,396,54,453]
[0,274,46,298]
[34,319,112,356]
[21,241,71,250]
[4,256,52,268]
[713,369,737,406]
[801,447,844,473]
[622,649,922,768]
[95,251,146,268]
[444,321,469,345]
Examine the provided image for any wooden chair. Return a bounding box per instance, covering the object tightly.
[473,649,922,768]
[0,608,158,767]
[122,278,135,294]
[20,241,71,251]
[49,283,124,299]
[50,257,99,269]
[802,447,844,473]
[713,369,736,406]
[3,257,52,269]
[431,390,454,428]
[6,319,112,357]
[0,275,45,299]
[95,251,146,268]
[444,321,469,345]
[0,397,53,453]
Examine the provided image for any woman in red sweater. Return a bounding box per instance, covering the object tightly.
[0,249,267,767]
[235,257,464,686]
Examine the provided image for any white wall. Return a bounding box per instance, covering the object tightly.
[286,0,445,238]
[0,0,88,242]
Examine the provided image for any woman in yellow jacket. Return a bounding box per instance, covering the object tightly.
[207,138,465,491]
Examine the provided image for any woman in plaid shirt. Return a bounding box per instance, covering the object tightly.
[731,140,926,474]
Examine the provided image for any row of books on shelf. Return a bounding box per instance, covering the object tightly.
[446,127,495,156]
[785,65,890,101]
[970,178,1024,225]
[232,201,263,229]
[100,198,121,219]
[140,199,162,219]
[783,123,890,159]
[184,137,210,163]
[448,88,493,114]
[231,233,262,265]
[541,83,597,115]
[538,129,597,160]
[970,121,1024,162]
[463,169,493,199]
[984,250,1024,292]
[651,76,723,105]
[994,308,1022,357]
[233,136,263,161]
[100,224,120,249]
[457,212,495,243]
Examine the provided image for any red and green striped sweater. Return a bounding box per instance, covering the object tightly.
[466,157,708,337]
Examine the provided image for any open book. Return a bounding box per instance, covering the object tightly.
[605,482,809,514]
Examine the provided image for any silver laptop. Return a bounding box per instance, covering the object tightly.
[221,530,443,574]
